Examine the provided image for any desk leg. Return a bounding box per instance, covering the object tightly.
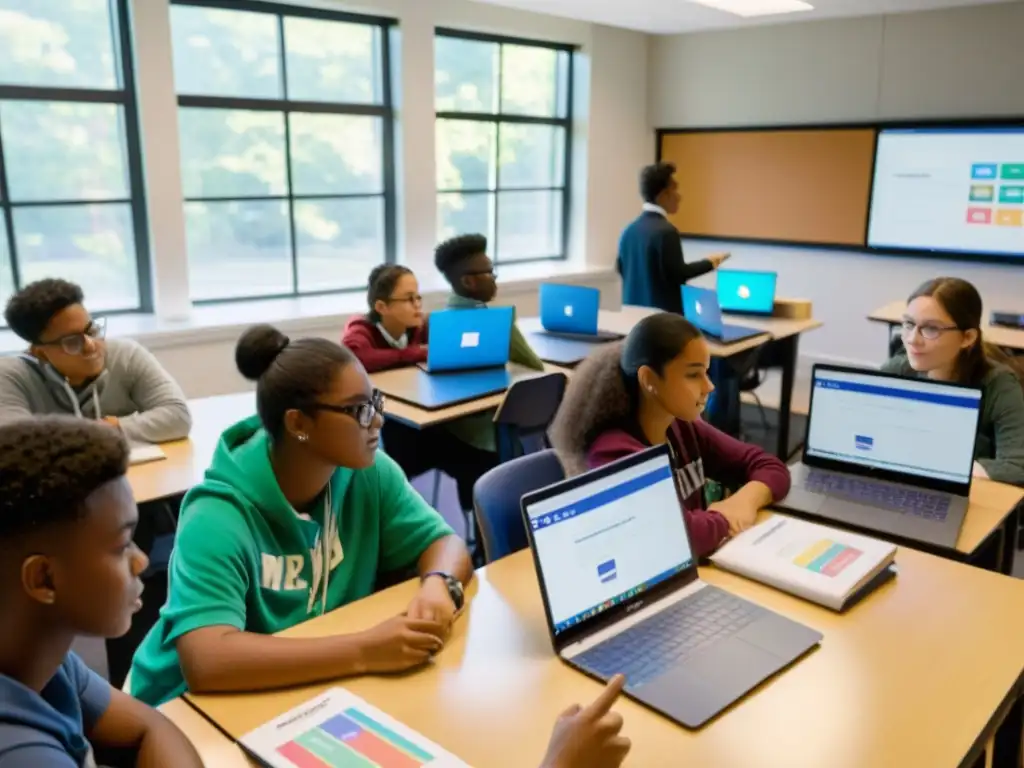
[776,335,800,460]
[992,693,1023,768]
[999,504,1020,576]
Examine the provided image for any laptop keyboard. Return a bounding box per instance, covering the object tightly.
[806,470,951,521]
[576,588,763,688]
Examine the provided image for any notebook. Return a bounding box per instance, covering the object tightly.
[129,443,166,466]
[240,687,470,768]
[710,517,898,612]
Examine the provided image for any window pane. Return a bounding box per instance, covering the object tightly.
[1,101,129,202]
[0,0,118,89]
[497,190,562,262]
[499,124,565,190]
[500,45,560,118]
[435,37,498,113]
[437,192,494,245]
[170,5,281,98]
[13,204,139,311]
[436,120,495,191]
[185,200,292,301]
[295,198,384,293]
[0,224,14,310]
[284,17,381,104]
[179,108,286,198]
[289,114,382,196]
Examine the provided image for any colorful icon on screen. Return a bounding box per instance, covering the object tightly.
[966,207,993,224]
[972,163,998,180]
[995,209,1023,227]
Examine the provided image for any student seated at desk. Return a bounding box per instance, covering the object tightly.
[342,264,428,372]
[550,313,791,557]
[0,417,202,768]
[0,278,192,444]
[883,277,1024,486]
[129,325,473,707]
[433,234,544,462]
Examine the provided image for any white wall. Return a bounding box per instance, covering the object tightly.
[119,0,650,396]
[648,1,1024,367]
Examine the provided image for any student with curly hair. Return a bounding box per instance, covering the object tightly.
[883,276,1024,485]
[0,416,202,767]
[0,278,191,444]
[550,313,790,557]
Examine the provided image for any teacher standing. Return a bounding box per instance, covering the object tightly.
[617,162,729,314]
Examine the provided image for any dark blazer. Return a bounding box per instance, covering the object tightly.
[616,211,713,314]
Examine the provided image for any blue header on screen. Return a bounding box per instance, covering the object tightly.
[539,284,600,334]
[681,285,723,334]
[814,376,981,410]
[716,270,777,313]
[425,307,513,371]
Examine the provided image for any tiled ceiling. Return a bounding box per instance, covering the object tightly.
[463,0,1018,34]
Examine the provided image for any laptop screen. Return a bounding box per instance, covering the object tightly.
[806,368,982,484]
[540,284,600,334]
[717,270,777,314]
[524,452,693,635]
[681,285,723,336]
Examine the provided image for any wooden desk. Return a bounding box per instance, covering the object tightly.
[186,538,1024,768]
[869,300,1024,353]
[373,363,566,429]
[160,698,253,767]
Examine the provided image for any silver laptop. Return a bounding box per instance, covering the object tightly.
[781,364,983,549]
[521,445,821,729]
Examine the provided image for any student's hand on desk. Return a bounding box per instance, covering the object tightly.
[973,461,990,479]
[102,416,121,428]
[540,675,631,768]
[356,615,447,673]
[708,496,758,535]
[709,252,732,269]
[406,576,457,626]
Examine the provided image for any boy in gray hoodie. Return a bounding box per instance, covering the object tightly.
[0,279,191,444]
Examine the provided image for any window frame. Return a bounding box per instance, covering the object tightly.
[0,0,153,315]
[435,28,576,266]
[171,0,398,305]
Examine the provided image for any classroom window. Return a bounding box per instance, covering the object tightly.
[170,0,396,303]
[435,30,574,264]
[0,0,150,316]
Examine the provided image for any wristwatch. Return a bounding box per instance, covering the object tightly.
[422,571,464,612]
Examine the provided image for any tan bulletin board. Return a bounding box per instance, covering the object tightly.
[658,128,877,247]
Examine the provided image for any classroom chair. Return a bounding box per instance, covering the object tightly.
[493,372,568,462]
[473,449,564,563]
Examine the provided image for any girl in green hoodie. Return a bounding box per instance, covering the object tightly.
[129,325,473,707]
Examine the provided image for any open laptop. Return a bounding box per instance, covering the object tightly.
[717,270,778,316]
[418,307,513,374]
[682,286,767,344]
[522,445,822,729]
[779,365,982,549]
[536,284,622,342]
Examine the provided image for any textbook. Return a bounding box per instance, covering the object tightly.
[240,687,472,768]
[710,517,897,612]
[128,443,166,466]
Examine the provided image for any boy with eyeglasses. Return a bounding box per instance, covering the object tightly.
[434,234,544,456]
[0,278,191,444]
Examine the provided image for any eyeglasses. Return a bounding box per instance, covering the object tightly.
[37,317,107,355]
[307,389,385,428]
[900,319,961,341]
[388,294,423,306]
[463,268,496,278]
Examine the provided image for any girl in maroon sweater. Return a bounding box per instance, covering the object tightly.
[549,312,790,558]
[342,265,428,372]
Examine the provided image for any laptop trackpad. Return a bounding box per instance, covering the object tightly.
[636,637,780,727]
[781,486,827,514]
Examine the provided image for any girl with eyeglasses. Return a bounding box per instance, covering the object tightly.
[128,324,473,707]
[342,265,428,372]
[882,277,1024,485]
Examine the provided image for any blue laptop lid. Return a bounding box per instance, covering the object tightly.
[716,270,777,314]
[681,285,724,336]
[539,284,601,335]
[425,306,514,372]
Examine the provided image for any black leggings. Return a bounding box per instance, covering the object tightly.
[381,419,499,511]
